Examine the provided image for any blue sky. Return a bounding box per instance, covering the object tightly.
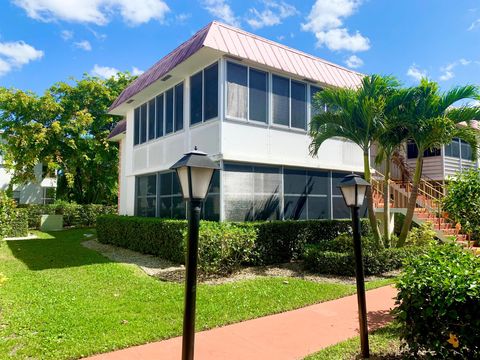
[1,0,479,95]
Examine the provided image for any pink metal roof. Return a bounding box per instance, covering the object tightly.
[110,21,364,112]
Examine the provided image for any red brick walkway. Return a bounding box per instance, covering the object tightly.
[86,285,397,360]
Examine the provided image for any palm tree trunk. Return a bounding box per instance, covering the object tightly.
[383,158,391,247]
[363,151,381,246]
[397,154,424,247]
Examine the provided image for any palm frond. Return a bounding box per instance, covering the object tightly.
[439,85,480,112]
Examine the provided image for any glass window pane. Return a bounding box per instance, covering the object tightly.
[272,75,290,126]
[461,140,472,160]
[160,172,172,196]
[208,170,220,194]
[175,83,184,132]
[172,171,182,195]
[249,68,268,123]
[172,196,186,219]
[333,197,350,219]
[140,103,147,143]
[156,94,164,138]
[204,63,218,121]
[136,175,157,196]
[332,172,348,196]
[308,196,329,219]
[284,168,308,195]
[224,194,254,221]
[226,62,248,119]
[407,142,418,159]
[291,80,307,129]
[159,197,172,218]
[148,99,155,140]
[136,197,156,217]
[284,195,307,220]
[223,164,254,194]
[424,147,440,157]
[254,166,281,194]
[254,194,280,220]
[190,71,203,125]
[203,194,220,221]
[134,107,140,145]
[165,88,174,134]
[310,86,325,117]
[308,170,329,195]
[446,139,460,158]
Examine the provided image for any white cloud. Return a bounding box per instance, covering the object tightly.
[302,0,369,52]
[74,40,92,51]
[61,29,73,40]
[13,0,170,26]
[406,64,427,81]
[131,66,144,76]
[439,59,472,81]
[468,18,480,31]
[246,1,297,30]
[91,64,144,78]
[203,0,240,27]
[0,40,44,76]
[345,54,363,68]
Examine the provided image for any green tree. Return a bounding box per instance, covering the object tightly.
[396,79,480,246]
[443,168,480,240]
[309,75,400,246]
[0,73,135,204]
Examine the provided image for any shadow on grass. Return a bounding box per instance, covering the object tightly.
[6,229,111,270]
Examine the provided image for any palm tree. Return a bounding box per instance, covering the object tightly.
[309,75,400,246]
[396,79,480,246]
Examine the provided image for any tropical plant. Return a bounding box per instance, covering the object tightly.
[0,72,135,204]
[395,80,480,246]
[443,168,480,240]
[310,74,400,246]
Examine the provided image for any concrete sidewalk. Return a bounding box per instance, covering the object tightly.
[86,285,397,360]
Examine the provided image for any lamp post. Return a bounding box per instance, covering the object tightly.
[171,148,220,360]
[338,173,371,359]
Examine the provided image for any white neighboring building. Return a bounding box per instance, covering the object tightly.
[0,135,57,204]
[108,21,366,221]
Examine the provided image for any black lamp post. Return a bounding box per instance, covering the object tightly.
[171,148,220,360]
[338,173,371,359]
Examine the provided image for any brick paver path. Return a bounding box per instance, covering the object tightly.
[86,285,397,360]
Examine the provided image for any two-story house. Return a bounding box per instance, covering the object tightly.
[108,21,367,222]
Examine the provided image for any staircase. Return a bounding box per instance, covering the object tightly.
[371,171,479,253]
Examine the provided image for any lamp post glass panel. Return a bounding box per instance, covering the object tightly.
[170,149,220,360]
[338,174,370,359]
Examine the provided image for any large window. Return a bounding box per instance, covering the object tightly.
[135,174,157,217]
[461,140,472,160]
[249,68,268,123]
[133,82,184,146]
[407,141,441,159]
[446,138,473,160]
[291,80,307,130]
[226,62,248,119]
[135,170,220,220]
[272,75,290,126]
[190,62,219,126]
[310,86,325,116]
[223,164,281,221]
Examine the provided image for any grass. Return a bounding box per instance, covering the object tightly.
[304,322,402,360]
[0,228,394,359]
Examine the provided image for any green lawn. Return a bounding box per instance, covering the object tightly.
[0,229,393,359]
[305,322,402,360]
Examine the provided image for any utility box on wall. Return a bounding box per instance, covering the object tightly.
[40,215,63,231]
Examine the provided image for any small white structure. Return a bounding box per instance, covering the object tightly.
[109,21,366,221]
[0,135,57,204]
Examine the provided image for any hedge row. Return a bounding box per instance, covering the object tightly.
[303,244,426,276]
[19,203,117,229]
[96,215,371,273]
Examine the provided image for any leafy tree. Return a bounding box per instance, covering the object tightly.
[309,75,400,246]
[0,73,135,204]
[443,169,480,240]
[395,79,480,246]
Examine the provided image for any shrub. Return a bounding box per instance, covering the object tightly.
[443,169,480,240]
[303,232,427,276]
[405,221,437,246]
[19,202,117,229]
[395,244,480,358]
[236,219,371,265]
[0,191,28,238]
